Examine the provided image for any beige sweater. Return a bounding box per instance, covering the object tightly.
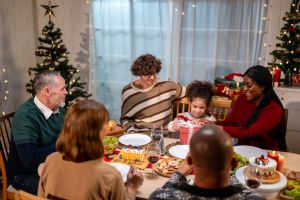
[38,152,127,200]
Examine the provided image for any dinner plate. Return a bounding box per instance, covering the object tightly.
[119,134,151,146]
[236,166,287,196]
[234,145,266,159]
[109,163,130,182]
[168,145,189,159]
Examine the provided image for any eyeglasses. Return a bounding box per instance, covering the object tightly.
[145,73,158,79]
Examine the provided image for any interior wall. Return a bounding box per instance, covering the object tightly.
[0,0,37,114]
[0,0,293,115]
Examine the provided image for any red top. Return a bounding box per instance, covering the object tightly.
[217,94,282,150]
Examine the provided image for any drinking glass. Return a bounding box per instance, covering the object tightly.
[146,142,161,176]
[244,165,263,190]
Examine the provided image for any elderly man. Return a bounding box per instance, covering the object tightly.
[150,124,264,200]
[7,71,67,194]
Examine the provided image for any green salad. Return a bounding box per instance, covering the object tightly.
[231,152,248,173]
[103,136,119,155]
[283,180,300,200]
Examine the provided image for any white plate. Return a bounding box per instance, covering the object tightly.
[169,145,189,159]
[235,166,287,196]
[234,145,266,159]
[119,134,151,146]
[109,163,130,182]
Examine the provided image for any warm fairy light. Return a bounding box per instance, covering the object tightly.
[280,62,283,65]
[294,68,297,71]
[291,51,294,54]
[259,30,263,34]
[174,8,178,12]
[2,112,5,116]
[76,69,80,72]
[263,43,267,47]
[258,57,261,61]
[181,12,185,15]
[264,4,267,7]
[288,41,291,43]
[4,80,8,83]
[2,68,5,72]
[192,4,196,8]
[292,4,295,6]
[5,91,9,94]
[86,0,90,3]
[4,96,7,100]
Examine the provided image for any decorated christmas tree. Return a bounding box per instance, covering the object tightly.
[26,0,91,107]
[268,0,300,86]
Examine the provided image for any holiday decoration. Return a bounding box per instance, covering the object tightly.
[268,0,300,86]
[26,0,91,108]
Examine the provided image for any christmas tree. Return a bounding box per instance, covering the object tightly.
[268,0,300,78]
[26,0,91,108]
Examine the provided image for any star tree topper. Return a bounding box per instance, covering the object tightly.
[41,0,58,21]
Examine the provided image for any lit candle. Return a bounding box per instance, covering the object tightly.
[273,67,281,87]
[267,151,279,162]
[277,154,285,172]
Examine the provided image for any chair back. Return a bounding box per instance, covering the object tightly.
[0,112,16,200]
[14,190,46,200]
[284,108,288,128]
[210,98,232,121]
[173,97,190,118]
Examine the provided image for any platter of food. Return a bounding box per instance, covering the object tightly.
[231,151,249,172]
[109,163,130,182]
[103,136,119,155]
[279,170,300,200]
[107,120,125,137]
[153,156,184,177]
[168,145,189,159]
[119,134,151,147]
[233,145,266,159]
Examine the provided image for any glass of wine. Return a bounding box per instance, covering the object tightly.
[146,142,161,177]
[244,165,263,190]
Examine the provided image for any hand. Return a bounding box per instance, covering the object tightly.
[38,163,45,176]
[178,153,193,177]
[172,120,180,131]
[126,166,144,192]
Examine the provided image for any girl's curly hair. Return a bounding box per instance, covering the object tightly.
[186,80,214,106]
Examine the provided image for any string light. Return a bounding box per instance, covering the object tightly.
[192,4,196,8]
[181,12,185,15]
[1,66,9,116]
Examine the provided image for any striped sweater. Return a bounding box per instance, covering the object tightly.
[121,81,186,133]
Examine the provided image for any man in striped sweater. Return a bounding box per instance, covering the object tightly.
[120,54,186,133]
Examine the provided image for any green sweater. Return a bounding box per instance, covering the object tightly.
[7,97,64,177]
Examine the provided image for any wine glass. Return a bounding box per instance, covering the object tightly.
[244,165,263,190]
[146,143,161,177]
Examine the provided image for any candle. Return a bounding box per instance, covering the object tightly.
[267,151,279,162]
[277,154,285,172]
[273,67,281,87]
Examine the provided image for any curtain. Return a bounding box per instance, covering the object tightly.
[90,0,267,120]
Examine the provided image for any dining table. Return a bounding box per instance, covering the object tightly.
[133,137,300,200]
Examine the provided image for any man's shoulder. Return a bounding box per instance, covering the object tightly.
[14,98,40,118]
[122,82,133,93]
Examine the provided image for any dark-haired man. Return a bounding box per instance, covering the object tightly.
[150,124,264,200]
[121,54,186,133]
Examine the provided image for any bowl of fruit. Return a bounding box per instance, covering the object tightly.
[103,136,119,155]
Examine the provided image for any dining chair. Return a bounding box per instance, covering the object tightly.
[0,112,17,200]
[210,97,233,121]
[173,97,190,118]
[14,190,46,200]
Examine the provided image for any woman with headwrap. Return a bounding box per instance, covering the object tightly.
[217,65,287,151]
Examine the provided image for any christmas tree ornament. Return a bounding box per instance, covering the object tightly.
[27,1,90,108]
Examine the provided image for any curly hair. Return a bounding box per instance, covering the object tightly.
[56,99,109,162]
[131,54,162,76]
[186,80,214,106]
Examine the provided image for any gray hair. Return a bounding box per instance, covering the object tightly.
[33,71,62,94]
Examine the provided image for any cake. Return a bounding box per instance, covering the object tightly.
[120,147,145,161]
[249,155,277,177]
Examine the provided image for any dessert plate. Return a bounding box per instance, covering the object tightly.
[168,145,189,159]
[234,145,266,159]
[236,166,287,196]
[109,163,130,182]
[119,134,151,146]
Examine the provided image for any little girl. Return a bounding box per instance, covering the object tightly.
[168,80,216,132]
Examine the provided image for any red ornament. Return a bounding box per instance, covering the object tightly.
[288,27,296,33]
